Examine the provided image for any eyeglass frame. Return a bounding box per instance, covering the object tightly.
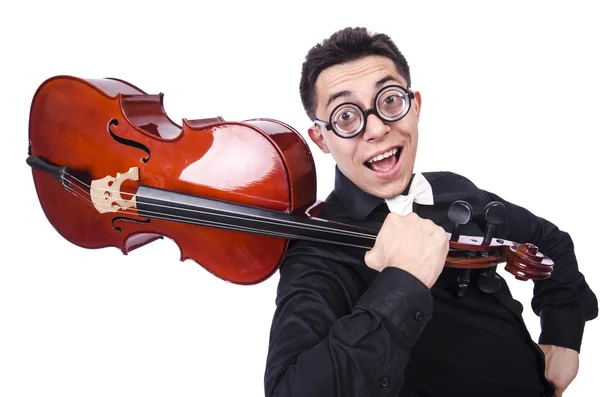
[313,84,415,139]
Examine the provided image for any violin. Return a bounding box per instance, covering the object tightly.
[26,75,554,289]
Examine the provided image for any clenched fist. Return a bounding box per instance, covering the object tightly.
[364,212,449,288]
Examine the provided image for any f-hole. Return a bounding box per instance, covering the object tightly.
[112,216,151,232]
[107,119,151,163]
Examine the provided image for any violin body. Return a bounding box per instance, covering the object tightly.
[28,75,554,287]
[29,75,317,284]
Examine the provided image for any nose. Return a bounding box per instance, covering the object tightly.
[361,113,389,141]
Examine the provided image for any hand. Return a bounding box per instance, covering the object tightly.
[364,212,449,288]
[538,344,579,396]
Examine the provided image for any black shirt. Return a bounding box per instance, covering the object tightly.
[264,167,598,397]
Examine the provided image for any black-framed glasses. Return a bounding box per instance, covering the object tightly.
[313,85,415,139]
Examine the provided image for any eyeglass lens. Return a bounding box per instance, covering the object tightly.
[332,86,410,136]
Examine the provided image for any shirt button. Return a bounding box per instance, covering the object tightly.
[414,311,424,322]
[379,377,389,387]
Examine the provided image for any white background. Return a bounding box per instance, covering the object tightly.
[1,0,598,396]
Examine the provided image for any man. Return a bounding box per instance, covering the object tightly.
[264,27,597,397]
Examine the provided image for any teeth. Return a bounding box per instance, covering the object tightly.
[368,147,399,163]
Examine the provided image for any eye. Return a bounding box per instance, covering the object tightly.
[340,111,353,121]
[378,89,407,119]
[332,105,362,133]
[382,94,402,106]
[333,105,360,125]
[383,95,399,105]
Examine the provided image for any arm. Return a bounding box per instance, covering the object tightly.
[264,242,433,397]
[481,189,598,351]
[479,190,598,395]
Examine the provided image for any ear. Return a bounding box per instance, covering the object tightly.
[308,125,330,154]
[412,91,422,121]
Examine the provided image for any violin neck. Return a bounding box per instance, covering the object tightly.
[135,186,377,250]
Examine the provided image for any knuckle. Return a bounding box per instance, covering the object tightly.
[436,226,447,238]
[407,212,419,220]
[387,212,400,222]
[420,218,435,230]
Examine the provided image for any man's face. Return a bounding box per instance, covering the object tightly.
[308,55,421,199]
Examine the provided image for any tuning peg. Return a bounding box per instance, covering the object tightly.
[447,200,474,298]
[482,201,506,245]
[448,200,473,242]
[477,201,507,294]
[456,270,471,298]
[478,271,503,293]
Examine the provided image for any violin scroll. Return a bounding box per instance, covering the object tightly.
[445,200,554,285]
[505,242,553,281]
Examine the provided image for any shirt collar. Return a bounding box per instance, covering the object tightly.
[333,166,414,221]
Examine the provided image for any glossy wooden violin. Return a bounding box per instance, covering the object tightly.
[26,75,554,288]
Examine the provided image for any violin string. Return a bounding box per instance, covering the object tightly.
[60,174,376,248]
[58,175,478,255]
[45,175,515,269]
[60,175,373,249]
[141,210,373,249]
[60,173,472,254]
[58,183,471,257]
[61,172,377,241]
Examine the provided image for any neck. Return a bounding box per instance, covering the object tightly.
[135,185,377,250]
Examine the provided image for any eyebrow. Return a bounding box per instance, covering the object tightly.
[375,74,398,88]
[324,74,402,109]
[325,90,351,109]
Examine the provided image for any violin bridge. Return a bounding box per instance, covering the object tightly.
[90,167,139,213]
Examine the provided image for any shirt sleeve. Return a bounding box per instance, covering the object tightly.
[264,241,433,397]
[481,190,598,352]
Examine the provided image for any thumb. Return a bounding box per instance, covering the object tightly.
[364,248,374,266]
[364,248,381,270]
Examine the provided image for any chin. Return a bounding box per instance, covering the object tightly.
[372,175,411,198]
[363,184,404,200]
[380,188,406,200]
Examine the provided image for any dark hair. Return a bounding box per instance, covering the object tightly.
[299,27,411,121]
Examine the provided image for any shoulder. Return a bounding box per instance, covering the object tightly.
[422,170,480,190]
[277,238,371,307]
[279,192,376,286]
[422,171,492,208]
[282,235,372,280]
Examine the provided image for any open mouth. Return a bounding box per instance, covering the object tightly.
[364,146,402,173]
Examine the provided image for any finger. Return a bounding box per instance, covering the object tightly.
[554,387,564,397]
[420,219,436,233]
